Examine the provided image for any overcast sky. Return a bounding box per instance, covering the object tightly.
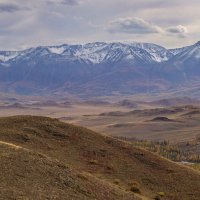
[0,0,199,50]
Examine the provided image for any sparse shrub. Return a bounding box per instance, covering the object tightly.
[128,180,140,187]
[121,143,129,149]
[106,165,114,171]
[154,192,165,200]
[89,159,98,165]
[158,192,165,197]
[166,168,174,173]
[77,173,88,180]
[113,179,120,185]
[130,186,141,194]
[154,196,161,200]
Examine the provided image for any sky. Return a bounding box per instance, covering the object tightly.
[0,0,199,50]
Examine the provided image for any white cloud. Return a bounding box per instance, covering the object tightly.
[107,17,189,39]
[166,25,188,34]
[0,0,199,49]
[108,17,163,34]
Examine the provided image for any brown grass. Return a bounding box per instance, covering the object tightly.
[0,116,200,200]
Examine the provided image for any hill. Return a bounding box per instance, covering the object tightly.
[0,116,200,200]
[78,105,200,143]
[149,97,200,107]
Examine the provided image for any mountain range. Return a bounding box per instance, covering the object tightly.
[0,41,200,96]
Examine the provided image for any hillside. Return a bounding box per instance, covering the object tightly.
[0,116,200,200]
[78,105,200,143]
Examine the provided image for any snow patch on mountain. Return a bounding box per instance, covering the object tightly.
[122,42,172,62]
[48,46,66,54]
[171,45,200,62]
[169,46,190,56]
[74,43,108,64]
[0,41,200,66]
[0,52,19,62]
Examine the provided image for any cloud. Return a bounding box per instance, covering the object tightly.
[61,0,80,5]
[0,3,22,13]
[166,25,188,34]
[0,2,31,13]
[107,16,189,39]
[0,0,198,49]
[108,17,163,34]
[47,0,80,6]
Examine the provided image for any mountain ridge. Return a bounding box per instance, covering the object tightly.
[0,41,185,64]
[0,41,200,96]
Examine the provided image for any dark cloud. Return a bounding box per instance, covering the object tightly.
[61,0,80,5]
[108,17,162,34]
[48,0,80,6]
[0,3,21,13]
[0,3,29,13]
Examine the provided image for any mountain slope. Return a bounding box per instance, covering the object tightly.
[0,41,200,96]
[0,42,172,65]
[0,116,200,200]
[1,142,138,200]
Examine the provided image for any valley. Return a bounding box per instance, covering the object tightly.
[1,95,200,143]
[1,1,200,199]
[1,95,200,170]
[1,39,200,200]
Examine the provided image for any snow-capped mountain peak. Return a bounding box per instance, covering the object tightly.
[195,41,200,47]
[0,41,200,96]
[168,41,200,62]
[0,51,21,62]
[0,41,200,66]
[48,46,66,54]
[0,42,175,65]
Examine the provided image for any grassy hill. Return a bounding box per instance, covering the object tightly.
[78,105,200,143]
[0,116,200,200]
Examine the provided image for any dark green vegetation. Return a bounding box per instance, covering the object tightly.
[0,116,200,200]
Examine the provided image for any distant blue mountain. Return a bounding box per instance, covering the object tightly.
[0,41,199,96]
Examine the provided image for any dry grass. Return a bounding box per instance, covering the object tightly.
[2,102,200,144]
[77,105,200,143]
[0,116,200,200]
